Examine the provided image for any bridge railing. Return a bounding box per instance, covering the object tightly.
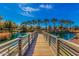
[0,32,37,56]
[42,31,79,56]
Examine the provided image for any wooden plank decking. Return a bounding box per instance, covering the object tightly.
[24,33,55,56]
[32,34,55,56]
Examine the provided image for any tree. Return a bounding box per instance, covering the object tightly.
[59,19,64,27]
[4,20,16,32]
[59,20,74,31]
[43,19,49,31]
[31,19,37,30]
[20,24,27,33]
[69,20,74,31]
[33,19,42,30]
[51,18,57,31]
[37,19,41,27]
[59,19,67,31]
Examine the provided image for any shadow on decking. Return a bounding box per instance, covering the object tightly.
[24,34,38,56]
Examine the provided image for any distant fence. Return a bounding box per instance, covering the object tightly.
[0,32,37,56]
[42,31,79,56]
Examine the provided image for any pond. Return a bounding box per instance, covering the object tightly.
[51,31,75,40]
[11,33,27,39]
[0,32,28,44]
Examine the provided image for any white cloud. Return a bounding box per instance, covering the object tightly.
[21,7,40,12]
[20,12,34,17]
[18,4,40,17]
[18,4,53,17]
[40,4,52,9]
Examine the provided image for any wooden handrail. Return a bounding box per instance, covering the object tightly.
[0,38,19,48]
[42,31,79,56]
[0,31,37,56]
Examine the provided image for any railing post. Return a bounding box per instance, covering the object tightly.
[34,31,37,40]
[57,39,60,56]
[7,46,10,56]
[33,32,35,39]
[18,38,22,56]
[46,34,47,40]
[49,36,51,46]
[32,33,34,39]
[28,35,30,49]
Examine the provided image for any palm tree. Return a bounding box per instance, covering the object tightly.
[59,19,66,31]
[21,21,28,27]
[37,19,41,27]
[69,20,74,31]
[21,21,33,32]
[31,19,37,30]
[29,20,34,30]
[43,19,49,31]
[51,18,57,31]
[59,19,74,33]
[26,21,31,27]
[59,19,64,26]
[35,19,42,30]
[61,20,74,31]
[25,20,34,32]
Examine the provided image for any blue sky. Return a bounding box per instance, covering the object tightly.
[0,3,79,26]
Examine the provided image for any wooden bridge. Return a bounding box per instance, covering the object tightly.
[0,31,79,56]
[24,34,55,56]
